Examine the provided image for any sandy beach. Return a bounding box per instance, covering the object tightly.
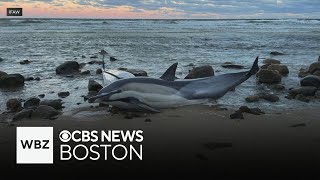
[1,105,319,179]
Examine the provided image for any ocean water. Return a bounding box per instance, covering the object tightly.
[0,18,319,112]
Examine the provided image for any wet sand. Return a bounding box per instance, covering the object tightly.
[0,105,320,179]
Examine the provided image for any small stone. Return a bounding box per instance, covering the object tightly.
[58,91,70,98]
[40,99,63,110]
[256,69,282,84]
[145,118,152,122]
[289,86,317,97]
[308,61,320,74]
[12,109,33,121]
[38,94,45,98]
[230,111,244,119]
[24,97,40,108]
[245,95,260,103]
[298,68,309,78]
[96,69,102,74]
[56,61,80,75]
[267,64,289,76]
[25,77,34,81]
[300,75,320,88]
[6,98,22,112]
[34,77,40,81]
[271,84,285,90]
[20,60,31,64]
[185,65,214,79]
[32,105,60,119]
[258,93,279,102]
[0,74,25,88]
[187,63,195,66]
[239,106,251,113]
[270,51,285,56]
[295,94,310,102]
[80,70,90,75]
[110,57,118,61]
[81,55,86,58]
[90,55,98,59]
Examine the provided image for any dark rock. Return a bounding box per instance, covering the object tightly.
[77,103,82,105]
[96,69,102,74]
[56,61,80,75]
[270,51,285,55]
[145,118,152,122]
[271,84,285,90]
[32,105,60,119]
[88,60,103,65]
[58,91,70,98]
[83,91,98,101]
[38,94,45,98]
[300,75,320,88]
[66,75,74,78]
[80,70,90,75]
[239,106,251,113]
[6,98,22,112]
[25,77,34,81]
[258,93,280,102]
[289,123,306,128]
[262,59,281,64]
[245,95,260,103]
[0,57,4,62]
[298,68,309,78]
[295,94,310,103]
[81,55,86,58]
[256,69,282,84]
[221,62,244,69]
[230,111,244,119]
[90,55,98,59]
[12,109,33,121]
[79,63,86,68]
[315,90,320,99]
[40,99,63,110]
[20,60,31,64]
[88,79,103,92]
[318,56,320,62]
[260,64,270,69]
[267,64,289,76]
[123,69,148,77]
[0,71,7,78]
[110,57,118,61]
[289,86,317,97]
[99,102,109,107]
[312,70,320,76]
[187,63,195,67]
[34,77,40,81]
[0,74,25,88]
[248,108,265,115]
[308,61,320,74]
[185,65,214,79]
[24,97,40,108]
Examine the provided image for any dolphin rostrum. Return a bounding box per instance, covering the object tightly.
[89,57,259,112]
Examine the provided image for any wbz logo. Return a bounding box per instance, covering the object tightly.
[16,127,53,164]
[7,8,23,16]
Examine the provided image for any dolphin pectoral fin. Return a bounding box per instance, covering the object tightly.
[128,97,161,113]
[160,62,178,81]
[88,89,122,103]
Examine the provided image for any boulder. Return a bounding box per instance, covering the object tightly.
[38,94,45,98]
[300,75,320,88]
[56,61,80,75]
[256,69,282,84]
[32,105,60,119]
[12,109,33,121]
[262,59,280,65]
[58,91,70,98]
[221,62,244,69]
[88,79,103,92]
[295,94,310,103]
[289,86,317,97]
[308,62,320,74]
[312,70,320,76]
[0,71,7,78]
[24,97,40,108]
[258,93,280,102]
[267,64,289,76]
[230,111,244,119]
[40,99,63,110]
[245,95,260,103]
[298,68,309,78]
[260,64,270,70]
[0,74,25,88]
[270,51,284,56]
[20,60,31,65]
[6,98,22,112]
[185,65,214,79]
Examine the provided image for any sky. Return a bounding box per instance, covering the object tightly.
[0,0,319,19]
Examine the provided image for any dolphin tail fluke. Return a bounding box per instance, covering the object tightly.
[247,56,259,76]
[160,62,178,81]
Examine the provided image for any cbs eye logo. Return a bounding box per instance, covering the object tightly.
[59,130,71,142]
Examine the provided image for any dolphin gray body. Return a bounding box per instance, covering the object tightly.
[89,57,259,112]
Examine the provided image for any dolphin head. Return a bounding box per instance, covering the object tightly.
[88,82,123,103]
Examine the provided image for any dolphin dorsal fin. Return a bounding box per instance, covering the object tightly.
[160,62,178,81]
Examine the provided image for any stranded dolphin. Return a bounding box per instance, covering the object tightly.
[89,57,259,112]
